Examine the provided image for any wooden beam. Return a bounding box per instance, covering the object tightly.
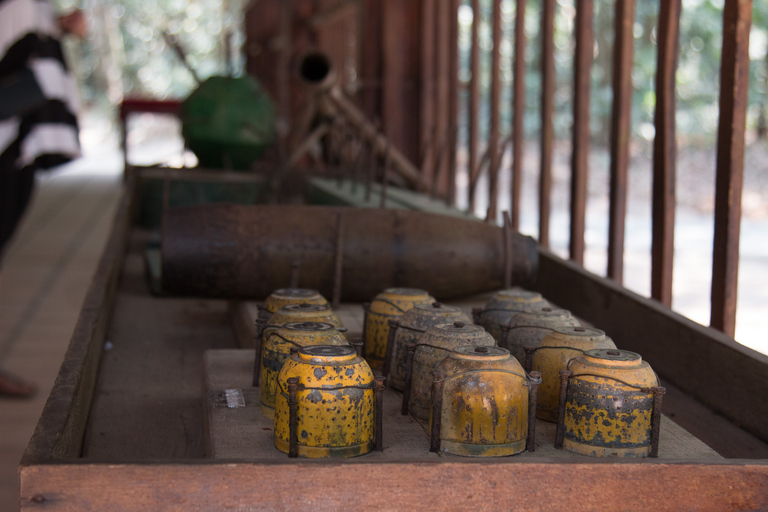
[487,0,503,222]
[569,0,593,264]
[467,0,481,212]
[510,0,527,230]
[432,0,451,197]
[607,0,636,283]
[539,0,555,248]
[651,0,681,306]
[358,0,382,119]
[420,0,436,178]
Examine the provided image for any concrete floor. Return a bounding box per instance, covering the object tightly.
[0,159,121,510]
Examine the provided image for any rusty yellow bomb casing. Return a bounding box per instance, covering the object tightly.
[532,326,617,422]
[500,307,580,362]
[407,322,495,421]
[260,288,328,321]
[363,288,435,368]
[260,322,348,419]
[474,289,550,342]
[274,345,378,458]
[263,303,343,340]
[560,349,661,457]
[431,346,535,456]
[386,302,470,391]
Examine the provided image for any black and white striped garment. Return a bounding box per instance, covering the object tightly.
[0,0,81,261]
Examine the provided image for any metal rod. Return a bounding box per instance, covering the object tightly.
[554,370,572,449]
[433,0,450,199]
[420,0,437,178]
[527,370,541,452]
[710,0,753,337]
[447,0,460,206]
[607,0,636,284]
[429,373,444,452]
[487,0,502,223]
[539,0,555,248]
[332,212,346,308]
[524,346,534,373]
[287,377,300,458]
[375,375,385,452]
[511,0,527,230]
[468,0,480,212]
[401,344,416,415]
[650,386,666,458]
[651,0,682,306]
[503,211,513,288]
[252,319,266,387]
[569,0,593,265]
[383,319,399,379]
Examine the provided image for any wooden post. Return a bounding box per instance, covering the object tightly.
[420,0,437,180]
[447,0,460,205]
[539,0,555,248]
[569,0,593,265]
[468,0,481,212]
[488,0,503,223]
[651,0,682,307]
[710,0,753,337]
[607,0,636,284]
[511,0,528,230]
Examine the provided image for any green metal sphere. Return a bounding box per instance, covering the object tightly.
[180,75,276,170]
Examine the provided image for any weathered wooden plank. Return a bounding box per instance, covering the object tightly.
[607,0,636,284]
[569,0,593,264]
[710,0,753,337]
[510,0,527,230]
[21,460,768,511]
[536,249,768,445]
[20,173,137,464]
[539,0,555,248]
[487,0,503,222]
[358,0,382,119]
[467,0,481,212]
[651,0,682,306]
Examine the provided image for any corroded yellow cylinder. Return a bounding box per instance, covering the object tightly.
[476,288,550,342]
[432,346,529,456]
[563,349,659,457]
[260,321,348,419]
[364,288,435,368]
[501,307,579,362]
[409,322,495,420]
[388,302,470,391]
[261,288,328,321]
[263,303,344,341]
[532,326,616,422]
[274,345,375,458]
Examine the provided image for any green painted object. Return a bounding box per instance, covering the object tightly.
[180,76,276,170]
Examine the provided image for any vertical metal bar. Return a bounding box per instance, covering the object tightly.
[420,0,437,177]
[503,211,513,288]
[569,0,593,265]
[447,0,460,206]
[429,374,444,452]
[527,370,541,452]
[287,377,300,458]
[539,0,555,248]
[487,0,503,222]
[607,0,636,284]
[332,212,346,308]
[511,0,527,230]
[374,375,385,452]
[710,0,753,337]
[252,319,266,387]
[651,0,682,307]
[383,319,399,378]
[434,0,451,198]
[524,346,534,373]
[401,344,416,415]
[468,0,481,212]
[649,386,666,458]
[554,370,571,449]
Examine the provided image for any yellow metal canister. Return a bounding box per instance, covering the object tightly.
[260,288,328,321]
[387,302,470,391]
[561,349,661,457]
[263,303,344,340]
[407,322,495,420]
[532,326,616,422]
[474,288,550,342]
[501,307,579,362]
[274,345,379,458]
[431,346,533,456]
[260,321,348,419]
[363,288,435,368]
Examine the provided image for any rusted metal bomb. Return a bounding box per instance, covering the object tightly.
[473,289,550,342]
[260,288,328,322]
[555,349,664,458]
[500,307,579,362]
[531,326,617,422]
[386,302,470,391]
[405,322,495,421]
[430,346,541,456]
[274,345,384,458]
[363,288,435,368]
[259,322,348,419]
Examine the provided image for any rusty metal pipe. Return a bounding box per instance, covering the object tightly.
[430,374,444,453]
[650,386,666,458]
[162,204,538,301]
[401,344,416,416]
[554,370,572,449]
[527,370,541,452]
